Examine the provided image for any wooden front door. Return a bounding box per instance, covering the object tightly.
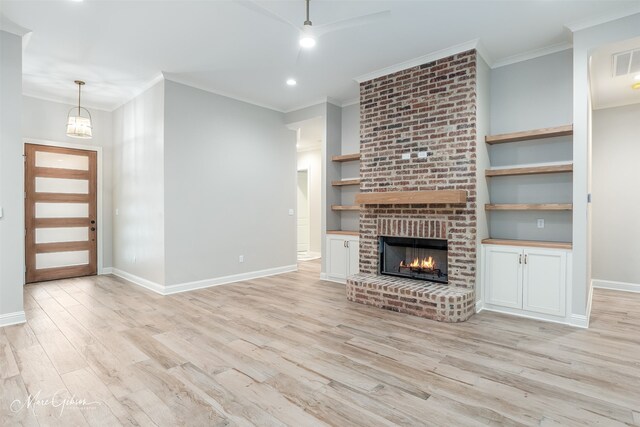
[25,144,97,283]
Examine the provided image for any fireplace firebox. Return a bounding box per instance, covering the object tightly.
[379,236,448,284]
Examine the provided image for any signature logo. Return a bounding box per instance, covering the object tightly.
[11,390,102,416]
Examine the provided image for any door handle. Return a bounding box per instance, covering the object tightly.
[90,227,96,231]
[524,254,528,264]
[518,254,522,264]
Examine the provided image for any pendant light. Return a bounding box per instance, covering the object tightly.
[66,80,92,139]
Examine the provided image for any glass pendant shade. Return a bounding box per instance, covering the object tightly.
[66,107,93,139]
[66,80,93,139]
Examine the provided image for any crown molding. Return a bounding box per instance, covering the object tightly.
[354,39,481,83]
[109,72,165,112]
[341,98,360,108]
[491,42,573,69]
[565,6,640,32]
[22,91,113,112]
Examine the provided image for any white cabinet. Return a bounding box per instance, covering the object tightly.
[326,234,359,283]
[483,245,568,318]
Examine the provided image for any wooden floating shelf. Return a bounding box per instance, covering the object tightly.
[327,230,359,236]
[482,238,572,250]
[355,190,467,205]
[485,163,573,177]
[331,205,360,211]
[486,125,573,145]
[332,179,361,187]
[485,203,573,211]
[332,153,361,162]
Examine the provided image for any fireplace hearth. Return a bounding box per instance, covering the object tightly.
[379,236,448,284]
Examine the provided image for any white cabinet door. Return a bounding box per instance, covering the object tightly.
[347,237,359,277]
[522,248,566,316]
[327,236,347,280]
[485,246,523,309]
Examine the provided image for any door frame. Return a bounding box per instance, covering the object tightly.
[296,167,311,255]
[23,138,105,276]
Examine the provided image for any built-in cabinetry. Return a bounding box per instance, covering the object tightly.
[483,124,573,246]
[482,242,571,320]
[326,233,359,283]
[327,153,360,234]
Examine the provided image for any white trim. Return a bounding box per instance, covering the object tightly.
[340,98,360,108]
[568,314,590,328]
[481,303,582,328]
[283,97,343,114]
[323,276,347,285]
[112,265,298,296]
[475,300,484,313]
[565,5,640,32]
[491,42,573,69]
[22,139,105,275]
[111,73,164,112]
[0,311,26,328]
[111,268,165,295]
[593,278,640,293]
[101,267,113,275]
[163,265,298,295]
[354,39,480,83]
[22,92,113,112]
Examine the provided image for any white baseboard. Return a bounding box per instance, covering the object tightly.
[319,272,327,280]
[322,276,347,285]
[110,265,298,296]
[0,311,26,328]
[162,265,298,295]
[592,279,640,293]
[100,267,113,275]
[481,304,583,328]
[568,313,589,328]
[111,268,166,295]
[475,300,484,313]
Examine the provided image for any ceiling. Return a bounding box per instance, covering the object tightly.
[590,36,640,109]
[2,0,640,112]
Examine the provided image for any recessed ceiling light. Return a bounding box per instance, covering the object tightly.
[299,35,316,49]
[286,78,297,86]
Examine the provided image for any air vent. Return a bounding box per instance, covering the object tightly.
[613,49,640,77]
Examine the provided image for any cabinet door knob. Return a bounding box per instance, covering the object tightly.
[518,254,522,264]
[524,254,528,264]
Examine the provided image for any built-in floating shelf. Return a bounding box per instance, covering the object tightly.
[332,179,361,187]
[485,203,573,211]
[485,163,573,177]
[332,153,361,162]
[482,238,572,250]
[331,205,360,211]
[355,190,467,205]
[485,125,573,145]
[327,230,359,236]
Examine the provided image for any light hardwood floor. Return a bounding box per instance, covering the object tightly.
[2,260,640,426]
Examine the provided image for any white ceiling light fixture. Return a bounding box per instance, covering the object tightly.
[299,0,316,49]
[66,80,93,139]
[286,78,297,86]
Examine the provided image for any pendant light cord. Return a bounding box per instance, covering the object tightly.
[78,83,81,116]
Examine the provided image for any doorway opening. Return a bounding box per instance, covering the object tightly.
[296,117,323,261]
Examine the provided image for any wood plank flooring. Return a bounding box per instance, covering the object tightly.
[2,259,640,426]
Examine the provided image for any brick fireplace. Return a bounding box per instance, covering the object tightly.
[346,49,478,322]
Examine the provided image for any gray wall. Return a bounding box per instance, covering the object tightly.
[489,50,573,242]
[592,103,640,285]
[0,30,24,319]
[163,80,296,285]
[476,55,491,302]
[112,81,166,285]
[22,96,114,269]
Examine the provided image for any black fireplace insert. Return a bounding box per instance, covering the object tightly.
[379,236,448,284]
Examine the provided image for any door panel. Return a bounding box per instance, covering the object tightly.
[347,238,359,277]
[485,246,523,309]
[327,237,347,280]
[523,249,566,316]
[25,144,97,283]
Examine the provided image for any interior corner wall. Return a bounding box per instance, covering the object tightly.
[297,149,322,254]
[573,12,640,316]
[592,103,640,286]
[112,81,165,285]
[22,96,115,269]
[162,80,296,286]
[475,54,491,302]
[0,30,24,319]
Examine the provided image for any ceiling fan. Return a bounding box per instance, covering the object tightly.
[238,0,391,49]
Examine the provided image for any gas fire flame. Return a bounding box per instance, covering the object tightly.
[400,256,436,270]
